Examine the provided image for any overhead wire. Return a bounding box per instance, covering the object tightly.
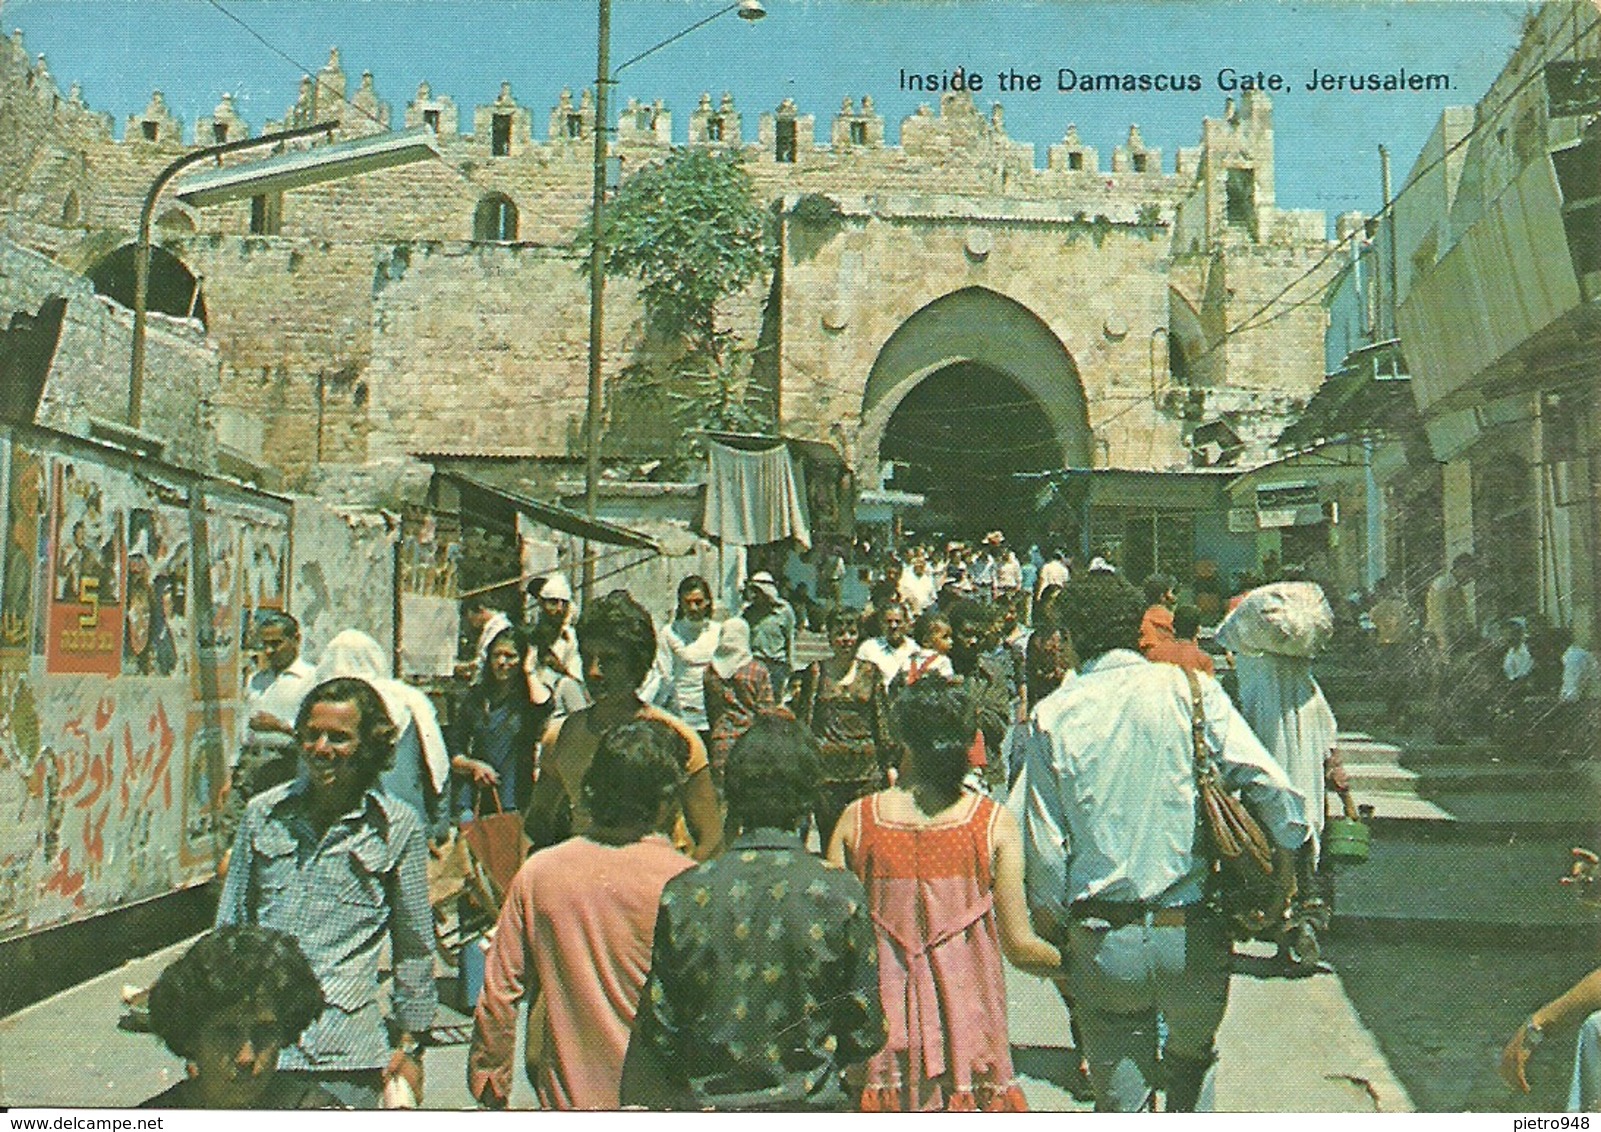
[199,0,483,203]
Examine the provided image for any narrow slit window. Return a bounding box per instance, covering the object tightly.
[491,113,513,156]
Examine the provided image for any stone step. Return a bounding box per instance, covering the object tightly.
[1340,788,1600,829]
[1342,765,1592,795]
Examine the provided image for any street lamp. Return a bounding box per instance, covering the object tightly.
[582,0,766,600]
[128,123,441,428]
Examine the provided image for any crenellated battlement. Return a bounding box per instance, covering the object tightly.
[35,41,1283,200]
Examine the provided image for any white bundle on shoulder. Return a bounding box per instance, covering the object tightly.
[1216,581,1334,658]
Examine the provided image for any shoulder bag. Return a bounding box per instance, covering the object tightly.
[1184,669,1295,939]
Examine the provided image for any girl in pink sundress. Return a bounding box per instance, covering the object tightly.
[828,679,1062,1111]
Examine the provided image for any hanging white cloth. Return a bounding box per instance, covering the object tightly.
[702,440,811,550]
[315,629,451,794]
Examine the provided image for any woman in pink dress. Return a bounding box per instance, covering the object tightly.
[827,680,1061,1111]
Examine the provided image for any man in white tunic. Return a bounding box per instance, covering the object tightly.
[1215,580,1346,965]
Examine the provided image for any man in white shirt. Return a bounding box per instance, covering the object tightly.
[995,541,1023,596]
[1560,634,1601,704]
[896,547,938,616]
[639,575,721,733]
[1546,626,1601,762]
[225,610,316,838]
[972,532,1002,593]
[854,602,920,691]
[1036,548,1071,597]
[1018,573,1308,1112]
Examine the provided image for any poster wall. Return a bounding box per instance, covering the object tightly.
[0,431,290,941]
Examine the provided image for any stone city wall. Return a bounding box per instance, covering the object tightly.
[0,34,1334,482]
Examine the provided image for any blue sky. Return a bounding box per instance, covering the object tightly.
[5,1,1529,223]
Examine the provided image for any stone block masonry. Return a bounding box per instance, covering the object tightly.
[0,36,1336,483]
[0,237,218,470]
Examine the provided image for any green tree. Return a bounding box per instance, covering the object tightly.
[580,148,775,460]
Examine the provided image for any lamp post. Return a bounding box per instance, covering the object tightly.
[129,122,441,429]
[582,0,766,601]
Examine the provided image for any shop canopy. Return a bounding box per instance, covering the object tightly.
[441,470,661,552]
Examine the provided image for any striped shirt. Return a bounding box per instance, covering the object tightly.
[216,780,437,1072]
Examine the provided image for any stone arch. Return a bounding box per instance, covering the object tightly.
[472,192,518,241]
[86,243,207,326]
[858,286,1092,475]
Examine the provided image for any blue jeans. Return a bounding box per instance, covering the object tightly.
[1066,909,1233,1111]
[1570,1010,1601,1111]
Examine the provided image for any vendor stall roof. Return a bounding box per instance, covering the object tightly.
[440,470,660,552]
[1021,467,1238,511]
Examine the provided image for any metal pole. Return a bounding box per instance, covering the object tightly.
[128,120,337,430]
[583,0,611,605]
[1379,144,1395,340]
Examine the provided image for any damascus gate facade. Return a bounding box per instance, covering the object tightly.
[1,39,1334,522]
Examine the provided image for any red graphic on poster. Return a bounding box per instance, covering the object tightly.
[46,463,123,675]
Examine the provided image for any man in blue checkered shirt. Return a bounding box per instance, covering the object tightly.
[217,676,437,1108]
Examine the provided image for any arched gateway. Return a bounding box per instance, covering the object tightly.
[858,287,1091,530]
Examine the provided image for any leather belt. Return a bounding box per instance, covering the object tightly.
[1069,899,1194,929]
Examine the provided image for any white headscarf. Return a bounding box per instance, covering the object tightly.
[314,629,451,793]
[710,617,756,680]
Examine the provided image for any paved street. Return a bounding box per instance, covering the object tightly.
[3,708,1596,1113]
[0,925,1406,1112]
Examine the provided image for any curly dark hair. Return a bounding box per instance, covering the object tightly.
[1024,625,1075,704]
[724,714,821,832]
[147,926,325,1061]
[575,589,658,690]
[945,597,993,638]
[912,608,950,649]
[1058,573,1147,661]
[294,677,398,791]
[1143,572,1177,607]
[581,719,687,830]
[891,680,977,814]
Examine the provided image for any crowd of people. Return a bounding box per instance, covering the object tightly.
[148,533,1524,1113]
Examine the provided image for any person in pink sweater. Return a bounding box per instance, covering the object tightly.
[468,720,695,1110]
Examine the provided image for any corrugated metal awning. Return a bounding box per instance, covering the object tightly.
[442,471,660,552]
